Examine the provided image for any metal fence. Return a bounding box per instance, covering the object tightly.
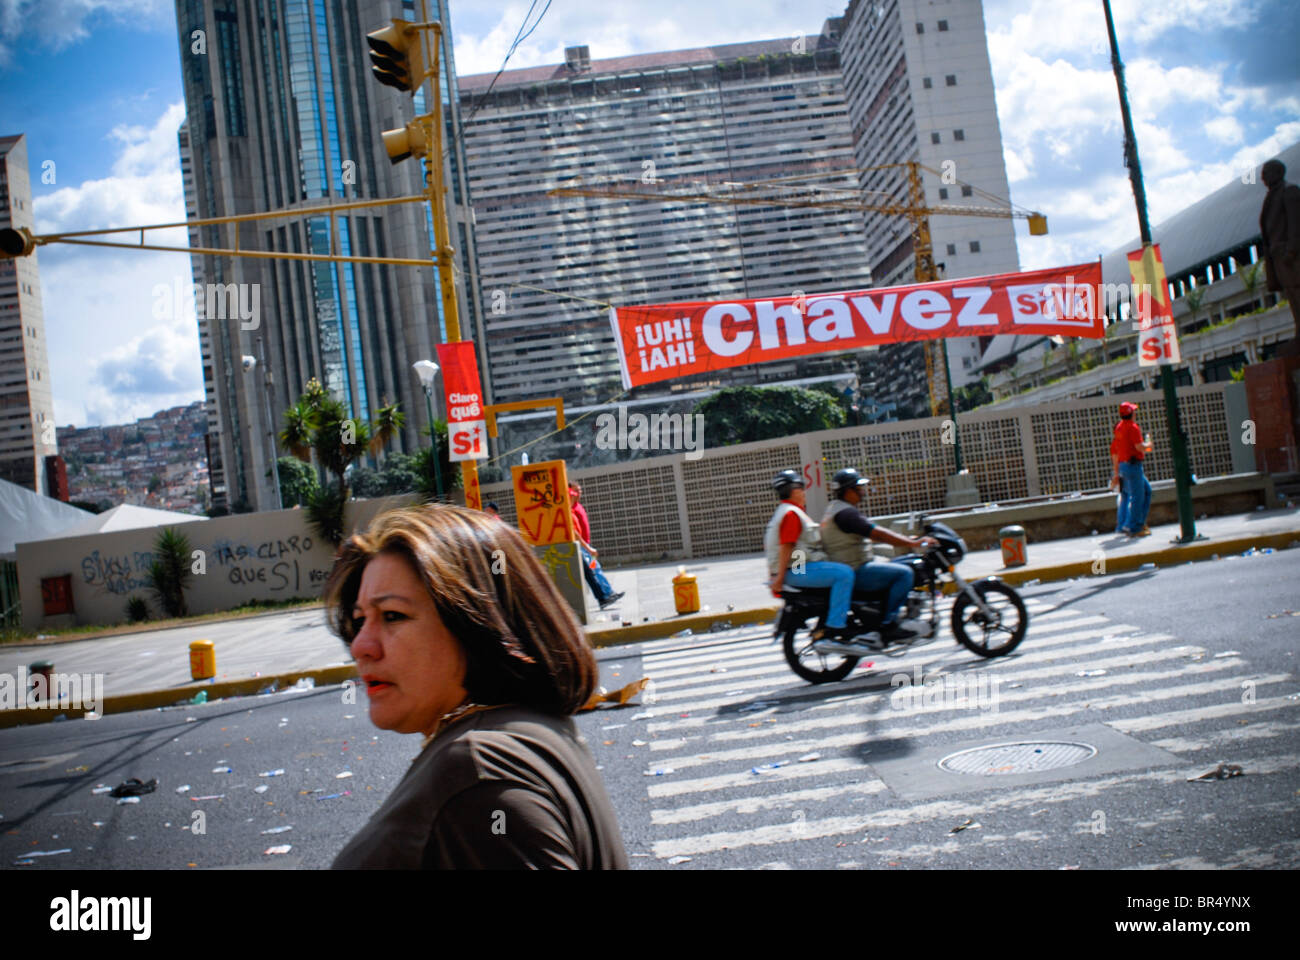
[481,382,1246,566]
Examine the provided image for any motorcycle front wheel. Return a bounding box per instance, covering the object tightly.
[950,580,1028,658]
[782,617,860,683]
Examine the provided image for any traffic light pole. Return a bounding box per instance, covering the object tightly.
[416,6,481,508]
[1104,0,1198,543]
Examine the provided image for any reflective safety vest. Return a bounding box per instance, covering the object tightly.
[764,501,826,576]
[821,499,874,569]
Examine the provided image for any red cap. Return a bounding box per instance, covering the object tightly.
[1118,401,1138,416]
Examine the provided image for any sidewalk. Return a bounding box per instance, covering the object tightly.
[2,506,1297,726]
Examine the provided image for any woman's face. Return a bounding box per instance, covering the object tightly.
[349,551,469,736]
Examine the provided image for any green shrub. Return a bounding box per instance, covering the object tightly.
[147,527,193,618]
[125,596,149,623]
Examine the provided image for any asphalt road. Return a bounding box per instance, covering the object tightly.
[0,549,1296,870]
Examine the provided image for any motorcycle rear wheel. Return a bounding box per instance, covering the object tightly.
[950,580,1028,658]
[782,617,860,683]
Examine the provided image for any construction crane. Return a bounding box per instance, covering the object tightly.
[550,161,1047,420]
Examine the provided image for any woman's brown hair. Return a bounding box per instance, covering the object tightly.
[323,504,597,715]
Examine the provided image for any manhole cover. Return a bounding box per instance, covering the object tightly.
[939,740,1097,776]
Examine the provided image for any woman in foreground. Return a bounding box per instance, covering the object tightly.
[326,504,627,870]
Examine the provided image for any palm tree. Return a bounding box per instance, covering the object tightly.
[280,399,317,463]
[368,399,405,458]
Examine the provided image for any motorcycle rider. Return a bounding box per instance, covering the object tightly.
[822,468,939,643]
[765,469,857,643]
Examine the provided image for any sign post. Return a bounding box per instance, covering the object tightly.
[510,460,588,623]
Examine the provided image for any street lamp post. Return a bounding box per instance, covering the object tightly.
[244,344,282,511]
[413,360,444,500]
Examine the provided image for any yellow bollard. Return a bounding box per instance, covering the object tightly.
[672,567,700,615]
[189,640,216,681]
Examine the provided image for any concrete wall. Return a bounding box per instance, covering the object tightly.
[15,495,418,631]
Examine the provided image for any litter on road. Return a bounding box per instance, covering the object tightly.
[212,766,232,774]
[1188,762,1245,782]
[254,785,269,794]
[951,819,982,833]
[315,791,351,801]
[175,785,190,794]
[263,845,292,855]
[260,826,293,835]
[258,769,285,778]
[644,768,675,777]
[667,856,692,865]
[110,778,158,798]
[115,797,141,805]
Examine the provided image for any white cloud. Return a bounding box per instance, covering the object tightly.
[1204,114,1245,144]
[0,0,170,67]
[33,100,199,426]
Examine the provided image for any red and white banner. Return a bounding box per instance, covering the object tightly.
[610,261,1105,389]
[1126,243,1182,367]
[435,341,487,461]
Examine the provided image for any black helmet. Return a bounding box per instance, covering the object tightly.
[830,467,870,497]
[771,469,805,498]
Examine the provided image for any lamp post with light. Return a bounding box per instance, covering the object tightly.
[413,360,444,500]
[242,343,282,510]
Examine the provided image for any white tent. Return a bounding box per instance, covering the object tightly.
[48,503,207,541]
[0,477,93,558]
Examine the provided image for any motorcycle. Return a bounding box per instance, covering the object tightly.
[775,519,1029,683]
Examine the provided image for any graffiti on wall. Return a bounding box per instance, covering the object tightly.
[80,550,154,596]
[210,535,331,593]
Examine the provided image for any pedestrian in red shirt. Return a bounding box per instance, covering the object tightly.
[569,484,624,609]
[1110,401,1154,536]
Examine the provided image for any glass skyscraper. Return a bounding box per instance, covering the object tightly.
[175,0,483,510]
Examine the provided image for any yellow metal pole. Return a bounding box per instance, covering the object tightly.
[419,12,481,508]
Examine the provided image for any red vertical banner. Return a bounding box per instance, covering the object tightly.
[435,341,488,461]
[1127,243,1182,367]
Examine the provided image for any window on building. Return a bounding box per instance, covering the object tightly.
[953,129,965,141]
[970,241,981,253]
[916,22,924,33]
[939,188,949,199]
[923,77,932,89]
[938,19,949,31]
[946,75,957,86]
[961,185,973,197]
[931,132,941,144]
[946,243,957,255]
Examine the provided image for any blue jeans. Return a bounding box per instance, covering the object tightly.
[853,561,913,626]
[1118,460,1151,532]
[580,545,615,602]
[784,561,854,629]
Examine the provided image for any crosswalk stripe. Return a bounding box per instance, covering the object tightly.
[1109,693,1300,732]
[646,628,1167,720]
[643,673,1294,773]
[645,757,870,799]
[689,658,1249,748]
[647,615,1112,685]
[1150,719,1300,753]
[649,752,1300,859]
[650,778,889,825]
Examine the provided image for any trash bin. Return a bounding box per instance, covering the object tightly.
[189,640,216,681]
[28,660,54,703]
[672,567,700,615]
[999,525,1027,568]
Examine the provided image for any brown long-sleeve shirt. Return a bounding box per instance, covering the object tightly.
[331,705,628,870]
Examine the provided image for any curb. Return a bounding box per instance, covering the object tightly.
[585,604,780,649]
[976,530,1299,588]
[0,663,358,730]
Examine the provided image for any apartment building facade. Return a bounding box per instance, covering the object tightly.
[0,133,56,495]
[458,23,875,409]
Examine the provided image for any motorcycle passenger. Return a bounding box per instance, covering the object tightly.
[765,469,856,643]
[822,468,938,643]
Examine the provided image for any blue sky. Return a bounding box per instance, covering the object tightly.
[0,0,1296,427]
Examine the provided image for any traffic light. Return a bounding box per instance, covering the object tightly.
[0,226,36,258]
[380,119,428,164]
[367,19,425,94]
